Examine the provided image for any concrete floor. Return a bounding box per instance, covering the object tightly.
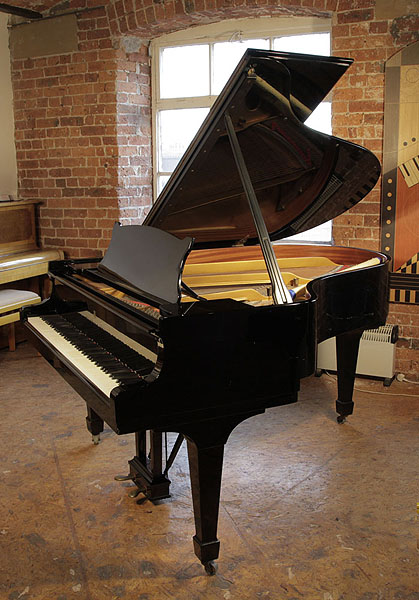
[0,343,418,600]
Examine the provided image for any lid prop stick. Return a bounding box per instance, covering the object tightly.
[224,112,293,305]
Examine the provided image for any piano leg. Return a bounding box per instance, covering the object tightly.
[186,439,223,574]
[182,410,263,575]
[335,329,363,423]
[85,406,104,444]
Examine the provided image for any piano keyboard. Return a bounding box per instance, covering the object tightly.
[28,312,156,397]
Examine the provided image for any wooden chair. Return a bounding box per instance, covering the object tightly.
[0,289,41,351]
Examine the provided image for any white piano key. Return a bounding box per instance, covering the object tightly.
[28,316,130,397]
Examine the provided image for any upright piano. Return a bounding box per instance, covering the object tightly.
[0,199,64,289]
[21,49,389,574]
[0,199,63,349]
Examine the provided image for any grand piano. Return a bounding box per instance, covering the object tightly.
[21,49,389,574]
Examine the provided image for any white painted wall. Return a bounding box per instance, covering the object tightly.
[0,13,17,198]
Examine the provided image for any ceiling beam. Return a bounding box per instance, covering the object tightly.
[0,3,43,19]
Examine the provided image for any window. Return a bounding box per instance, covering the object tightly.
[151,17,333,243]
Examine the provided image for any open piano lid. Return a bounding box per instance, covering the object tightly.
[144,49,381,248]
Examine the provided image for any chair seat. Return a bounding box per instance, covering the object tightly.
[0,289,41,324]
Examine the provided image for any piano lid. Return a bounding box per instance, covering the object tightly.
[144,49,381,248]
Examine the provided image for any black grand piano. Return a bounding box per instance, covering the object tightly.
[21,49,389,574]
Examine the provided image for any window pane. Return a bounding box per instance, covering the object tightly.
[273,33,330,56]
[158,107,209,172]
[288,102,332,242]
[305,102,332,134]
[157,175,171,196]
[160,45,210,98]
[282,222,332,243]
[213,39,270,94]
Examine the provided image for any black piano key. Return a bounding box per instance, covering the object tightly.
[62,312,155,375]
[41,313,154,387]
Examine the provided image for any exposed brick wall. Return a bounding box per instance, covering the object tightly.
[8,0,419,378]
[332,6,397,252]
[115,42,152,225]
[11,6,120,257]
[388,303,419,378]
[329,1,418,377]
[107,0,333,38]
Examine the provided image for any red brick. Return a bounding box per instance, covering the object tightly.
[348,99,384,113]
[338,0,375,8]
[337,9,374,24]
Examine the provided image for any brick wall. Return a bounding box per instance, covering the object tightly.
[329,2,418,377]
[8,0,419,377]
[115,41,152,225]
[11,5,120,257]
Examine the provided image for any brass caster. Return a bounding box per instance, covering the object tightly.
[92,435,100,445]
[337,415,346,424]
[204,561,217,576]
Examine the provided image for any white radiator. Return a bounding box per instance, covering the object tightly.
[316,325,398,386]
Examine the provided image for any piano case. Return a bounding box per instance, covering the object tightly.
[21,48,389,574]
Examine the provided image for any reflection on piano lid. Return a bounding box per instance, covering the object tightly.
[71,272,161,321]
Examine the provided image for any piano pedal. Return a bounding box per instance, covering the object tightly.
[114,473,133,482]
[114,473,146,500]
[128,486,143,499]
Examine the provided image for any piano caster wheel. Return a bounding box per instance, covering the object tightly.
[204,561,217,576]
[337,415,346,424]
[92,435,100,445]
